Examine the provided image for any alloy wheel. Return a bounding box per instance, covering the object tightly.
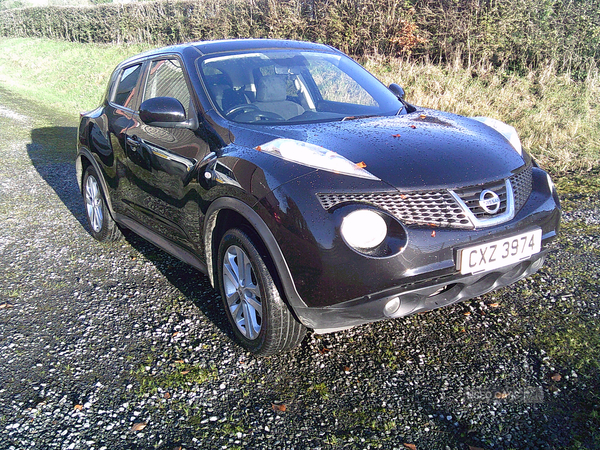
[85,174,103,233]
[222,245,262,340]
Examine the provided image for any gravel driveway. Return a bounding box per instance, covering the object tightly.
[1,87,599,450]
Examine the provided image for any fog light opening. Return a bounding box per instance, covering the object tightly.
[383,296,401,317]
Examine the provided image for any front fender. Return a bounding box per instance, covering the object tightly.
[203,197,308,314]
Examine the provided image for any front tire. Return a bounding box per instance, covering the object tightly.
[217,228,306,356]
[82,165,122,242]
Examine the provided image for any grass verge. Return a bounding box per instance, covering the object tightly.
[368,57,600,174]
[0,37,150,114]
[0,37,599,174]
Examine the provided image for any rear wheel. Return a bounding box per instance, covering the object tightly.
[217,228,306,356]
[83,165,122,242]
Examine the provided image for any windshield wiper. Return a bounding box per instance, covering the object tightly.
[341,114,380,121]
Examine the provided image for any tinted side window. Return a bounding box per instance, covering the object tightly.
[113,64,142,109]
[143,59,191,117]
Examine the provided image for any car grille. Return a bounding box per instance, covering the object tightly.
[452,179,509,220]
[317,190,471,227]
[316,164,533,229]
[511,164,533,213]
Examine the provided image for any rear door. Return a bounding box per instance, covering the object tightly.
[104,62,145,215]
[123,56,211,251]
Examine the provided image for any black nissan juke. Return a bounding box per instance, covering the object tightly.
[76,39,561,356]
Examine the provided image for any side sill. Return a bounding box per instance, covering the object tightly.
[115,214,208,274]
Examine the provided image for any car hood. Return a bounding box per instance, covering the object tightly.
[228,109,528,190]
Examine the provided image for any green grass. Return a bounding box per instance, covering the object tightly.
[537,317,600,373]
[133,362,218,395]
[307,382,330,399]
[367,57,600,174]
[554,169,600,211]
[0,37,598,174]
[0,37,150,114]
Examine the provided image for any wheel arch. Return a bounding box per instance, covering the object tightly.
[204,197,308,318]
[76,147,117,218]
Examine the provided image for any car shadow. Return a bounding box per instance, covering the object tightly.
[121,230,233,339]
[27,126,88,229]
[27,126,232,340]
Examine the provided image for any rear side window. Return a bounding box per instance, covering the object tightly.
[112,64,142,109]
[143,59,191,117]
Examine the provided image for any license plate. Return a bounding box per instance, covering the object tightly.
[457,229,542,275]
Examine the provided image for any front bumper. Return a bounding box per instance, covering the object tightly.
[293,249,547,332]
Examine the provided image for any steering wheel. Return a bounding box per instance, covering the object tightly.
[225,104,260,116]
[251,111,285,122]
[225,104,285,122]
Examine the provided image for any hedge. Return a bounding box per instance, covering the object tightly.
[1,0,599,74]
[0,0,423,57]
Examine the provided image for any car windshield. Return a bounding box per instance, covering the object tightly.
[197,50,405,124]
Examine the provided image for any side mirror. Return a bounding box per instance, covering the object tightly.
[388,83,405,100]
[139,97,189,128]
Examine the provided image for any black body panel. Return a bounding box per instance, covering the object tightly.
[229,109,529,190]
[76,39,561,334]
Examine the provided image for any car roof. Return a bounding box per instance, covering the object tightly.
[117,39,341,68]
[192,39,338,55]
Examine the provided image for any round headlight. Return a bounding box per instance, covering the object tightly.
[341,210,387,250]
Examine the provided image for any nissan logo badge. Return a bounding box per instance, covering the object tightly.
[479,189,501,214]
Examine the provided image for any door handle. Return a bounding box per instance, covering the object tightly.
[126,135,140,150]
